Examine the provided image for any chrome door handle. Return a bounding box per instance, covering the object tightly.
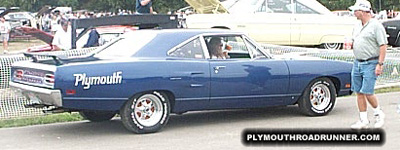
[169,77,182,81]
[213,66,226,73]
[190,84,204,87]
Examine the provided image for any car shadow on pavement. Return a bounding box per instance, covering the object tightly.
[44,119,129,135]
[43,105,305,135]
[164,105,304,130]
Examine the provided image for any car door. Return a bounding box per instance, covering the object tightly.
[204,35,290,109]
[234,0,292,45]
[291,0,323,45]
[167,37,211,112]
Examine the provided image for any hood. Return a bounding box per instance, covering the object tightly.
[273,52,323,61]
[184,0,229,14]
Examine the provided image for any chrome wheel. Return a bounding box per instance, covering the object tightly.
[132,94,164,127]
[298,78,336,116]
[309,83,331,110]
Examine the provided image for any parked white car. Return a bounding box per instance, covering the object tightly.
[5,12,34,24]
[184,0,357,50]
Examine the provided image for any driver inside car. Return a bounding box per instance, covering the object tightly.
[207,37,230,59]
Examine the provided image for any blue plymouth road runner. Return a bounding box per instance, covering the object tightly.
[10,29,352,133]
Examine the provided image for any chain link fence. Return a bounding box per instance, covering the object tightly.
[1,45,399,120]
[261,44,400,86]
[0,48,97,120]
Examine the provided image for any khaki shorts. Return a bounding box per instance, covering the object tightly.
[0,33,10,42]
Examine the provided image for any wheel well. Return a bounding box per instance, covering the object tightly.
[295,76,341,104]
[125,90,176,112]
[211,26,230,30]
[325,76,341,96]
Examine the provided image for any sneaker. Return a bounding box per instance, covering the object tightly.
[374,112,385,128]
[351,120,369,129]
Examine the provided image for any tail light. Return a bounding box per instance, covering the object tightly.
[44,74,55,84]
[14,70,24,79]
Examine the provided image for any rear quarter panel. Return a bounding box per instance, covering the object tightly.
[285,60,352,104]
[54,58,210,111]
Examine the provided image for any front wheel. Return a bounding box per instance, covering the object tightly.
[120,91,170,134]
[298,78,336,116]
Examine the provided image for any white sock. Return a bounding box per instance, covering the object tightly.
[373,106,383,114]
[359,112,368,123]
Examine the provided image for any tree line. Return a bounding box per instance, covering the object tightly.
[0,0,399,14]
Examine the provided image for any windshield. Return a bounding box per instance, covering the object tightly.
[93,31,157,59]
[222,0,331,14]
[225,0,262,13]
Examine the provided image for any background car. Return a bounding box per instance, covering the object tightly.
[184,0,357,50]
[18,25,137,52]
[382,18,400,47]
[4,11,34,27]
[10,29,352,134]
[333,10,353,17]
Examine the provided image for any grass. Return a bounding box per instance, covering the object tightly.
[375,86,400,94]
[0,39,47,53]
[0,113,83,128]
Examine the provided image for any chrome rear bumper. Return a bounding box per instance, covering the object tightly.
[9,82,62,107]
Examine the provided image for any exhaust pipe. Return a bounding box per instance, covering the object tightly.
[25,103,48,108]
[42,108,68,114]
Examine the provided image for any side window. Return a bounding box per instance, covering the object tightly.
[256,0,267,12]
[294,1,318,14]
[204,35,251,59]
[245,39,267,59]
[267,0,292,13]
[169,37,204,59]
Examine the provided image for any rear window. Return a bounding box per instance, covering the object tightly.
[93,32,157,58]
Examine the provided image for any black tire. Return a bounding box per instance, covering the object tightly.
[79,111,116,122]
[120,91,170,134]
[298,78,336,116]
[322,43,342,50]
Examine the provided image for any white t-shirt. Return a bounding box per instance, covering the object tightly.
[0,21,11,34]
[50,19,60,32]
[52,27,72,50]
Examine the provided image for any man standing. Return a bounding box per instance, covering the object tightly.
[0,17,11,53]
[51,19,71,51]
[136,0,153,14]
[349,0,387,129]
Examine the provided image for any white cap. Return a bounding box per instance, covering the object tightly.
[349,0,372,11]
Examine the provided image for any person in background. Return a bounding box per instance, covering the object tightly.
[349,0,387,129]
[84,28,100,48]
[50,14,59,35]
[0,16,11,53]
[136,0,153,14]
[51,19,71,51]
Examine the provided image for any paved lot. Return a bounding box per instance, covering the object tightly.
[0,92,399,150]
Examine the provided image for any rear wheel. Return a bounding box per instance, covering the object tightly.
[298,78,336,116]
[322,43,342,50]
[80,111,116,122]
[120,91,170,134]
